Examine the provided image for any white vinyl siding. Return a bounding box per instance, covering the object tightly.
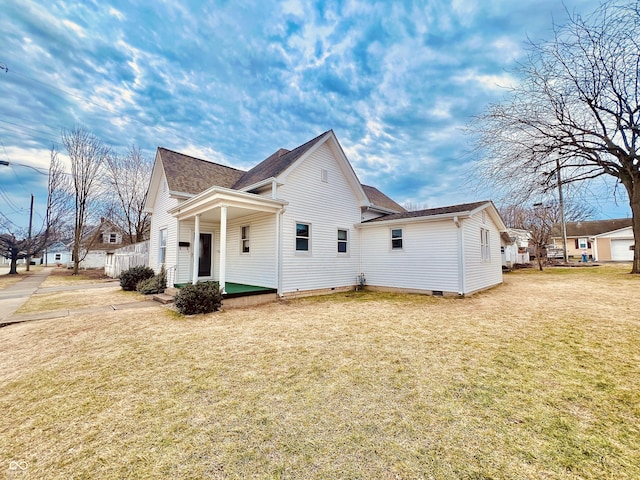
[360,220,460,293]
[226,213,277,288]
[279,142,362,293]
[148,171,179,276]
[463,211,502,294]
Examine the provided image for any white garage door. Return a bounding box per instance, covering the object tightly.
[611,239,634,261]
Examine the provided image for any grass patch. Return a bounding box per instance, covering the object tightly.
[15,287,147,314]
[1,265,639,478]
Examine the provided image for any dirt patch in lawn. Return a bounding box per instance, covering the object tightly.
[1,264,639,479]
[40,267,113,287]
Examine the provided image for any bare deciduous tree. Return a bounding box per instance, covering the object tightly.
[45,146,73,243]
[104,145,152,243]
[62,127,110,274]
[473,1,640,272]
[0,148,74,274]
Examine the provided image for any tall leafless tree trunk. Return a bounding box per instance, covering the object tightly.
[473,1,640,273]
[62,127,110,274]
[104,145,152,243]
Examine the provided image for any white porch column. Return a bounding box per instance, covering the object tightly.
[192,214,200,285]
[219,205,227,294]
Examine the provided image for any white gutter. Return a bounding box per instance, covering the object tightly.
[356,211,474,228]
[238,177,278,194]
[365,204,401,215]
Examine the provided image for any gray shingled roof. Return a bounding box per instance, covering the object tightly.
[363,200,491,223]
[361,185,407,213]
[159,133,406,213]
[233,131,331,190]
[159,147,245,195]
[551,218,632,237]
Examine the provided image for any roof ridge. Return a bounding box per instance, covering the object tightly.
[232,130,333,189]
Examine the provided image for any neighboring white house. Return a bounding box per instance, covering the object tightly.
[144,130,507,297]
[501,228,531,267]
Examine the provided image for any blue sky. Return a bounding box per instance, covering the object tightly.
[0,0,630,233]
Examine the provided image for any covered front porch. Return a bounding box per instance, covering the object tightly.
[168,186,287,295]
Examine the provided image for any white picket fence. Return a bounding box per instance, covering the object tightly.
[104,240,149,278]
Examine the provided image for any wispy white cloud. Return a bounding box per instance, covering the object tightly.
[0,0,626,228]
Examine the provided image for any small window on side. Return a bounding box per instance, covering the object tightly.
[296,223,310,252]
[337,229,348,253]
[391,228,403,250]
[241,226,250,253]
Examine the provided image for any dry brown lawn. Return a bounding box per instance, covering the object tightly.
[1,264,639,479]
[14,286,148,314]
[39,267,112,287]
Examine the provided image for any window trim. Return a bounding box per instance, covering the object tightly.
[337,228,349,255]
[295,222,311,254]
[241,225,250,254]
[158,228,167,265]
[481,227,491,262]
[391,227,404,251]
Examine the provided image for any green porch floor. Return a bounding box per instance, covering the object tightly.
[224,282,276,295]
[173,282,276,297]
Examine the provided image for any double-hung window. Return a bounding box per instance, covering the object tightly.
[296,223,310,252]
[481,228,490,261]
[241,226,250,253]
[158,228,167,265]
[337,229,348,253]
[391,228,403,250]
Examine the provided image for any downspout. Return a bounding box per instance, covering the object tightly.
[454,216,465,295]
[276,207,283,297]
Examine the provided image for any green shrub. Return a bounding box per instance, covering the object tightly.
[120,265,155,291]
[174,281,223,315]
[136,265,167,295]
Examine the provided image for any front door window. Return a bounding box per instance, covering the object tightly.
[198,233,212,277]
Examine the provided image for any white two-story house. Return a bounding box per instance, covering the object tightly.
[144,130,506,298]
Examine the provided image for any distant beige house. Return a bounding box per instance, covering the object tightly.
[551,218,633,261]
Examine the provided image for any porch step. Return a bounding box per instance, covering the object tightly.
[153,293,174,304]
[164,287,180,296]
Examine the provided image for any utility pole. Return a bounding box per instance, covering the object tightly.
[25,194,34,271]
[556,158,568,264]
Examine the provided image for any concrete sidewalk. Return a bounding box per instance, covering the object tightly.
[0,268,53,322]
[0,268,163,326]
